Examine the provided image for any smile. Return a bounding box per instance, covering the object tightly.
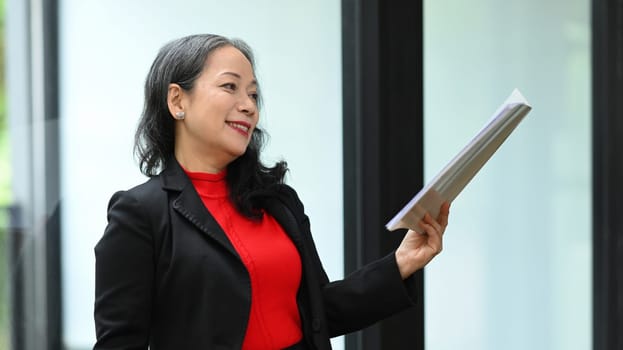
[226,121,251,135]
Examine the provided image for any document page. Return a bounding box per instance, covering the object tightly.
[386,89,532,232]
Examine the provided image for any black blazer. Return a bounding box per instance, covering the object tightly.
[94,160,417,350]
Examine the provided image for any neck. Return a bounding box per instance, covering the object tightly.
[174,149,228,174]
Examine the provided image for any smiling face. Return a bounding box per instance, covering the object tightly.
[168,45,259,173]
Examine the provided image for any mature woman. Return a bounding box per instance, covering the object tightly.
[94,34,450,350]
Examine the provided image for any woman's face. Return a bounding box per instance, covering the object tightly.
[173,45,259,172]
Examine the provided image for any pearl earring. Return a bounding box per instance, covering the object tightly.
[175,111,185,119]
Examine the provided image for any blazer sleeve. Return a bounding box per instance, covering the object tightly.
[300,212,417,337]
[321,252,418,336]
[278,185,417,337]
[94,190,154,350]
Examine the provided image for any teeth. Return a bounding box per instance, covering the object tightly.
[228,122,249,133]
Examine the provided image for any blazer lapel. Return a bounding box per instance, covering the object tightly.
[160,159,240,259]
[264,190,330,349]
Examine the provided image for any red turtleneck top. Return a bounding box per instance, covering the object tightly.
[185,169,303,349]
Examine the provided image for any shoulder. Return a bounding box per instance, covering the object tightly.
[272,184,305,213]
[101,175,170,245]
[127,175,164,199]
[106,176,166,216]
[265,184,313,231]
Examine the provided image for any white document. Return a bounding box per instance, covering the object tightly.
[386,89,532,232]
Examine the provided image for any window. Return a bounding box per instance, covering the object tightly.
[424,1,591,349]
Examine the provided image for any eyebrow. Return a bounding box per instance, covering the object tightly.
[220,71,257,86]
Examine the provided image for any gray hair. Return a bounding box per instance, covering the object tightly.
[134,34,261,176]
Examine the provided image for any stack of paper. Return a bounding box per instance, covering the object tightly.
[386,89,532,232]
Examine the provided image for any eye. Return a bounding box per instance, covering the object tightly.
[221,83,236,91]
[249,92,259,101]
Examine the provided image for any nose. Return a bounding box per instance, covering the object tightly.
[237,93,257,116]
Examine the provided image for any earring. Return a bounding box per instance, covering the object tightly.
[175,111,185,119]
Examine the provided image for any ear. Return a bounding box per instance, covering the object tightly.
[167,83,186,119]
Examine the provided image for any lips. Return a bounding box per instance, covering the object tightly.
[226,121,251,136]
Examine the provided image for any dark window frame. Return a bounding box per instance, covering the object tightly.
[592,0,623,349]
[342,1,424,349]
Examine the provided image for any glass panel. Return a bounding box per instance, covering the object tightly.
[423,1,591,350]
[0,0,10,346]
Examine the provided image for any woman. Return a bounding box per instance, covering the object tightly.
[94,34,450,350]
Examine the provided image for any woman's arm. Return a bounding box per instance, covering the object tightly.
[321,251,418,336]
[320,203,448,336]
[276,185,449,337]
[94,191,154,350]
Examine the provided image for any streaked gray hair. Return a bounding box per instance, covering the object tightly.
[134,34,261,176]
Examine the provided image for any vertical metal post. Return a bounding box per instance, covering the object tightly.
[592,0,623,349]
[342,1,424,349]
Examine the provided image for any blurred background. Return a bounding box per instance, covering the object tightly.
[1,0,9,346]
[1,0,620,350]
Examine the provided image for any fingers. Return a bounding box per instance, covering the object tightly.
[423,212,442,235]
[437,201,450,228]
[418,202,450,255]
[419,216,443,254]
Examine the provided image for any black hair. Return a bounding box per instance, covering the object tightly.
[134,34,287,218]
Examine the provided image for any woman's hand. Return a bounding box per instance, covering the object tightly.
[395,202,450,279]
